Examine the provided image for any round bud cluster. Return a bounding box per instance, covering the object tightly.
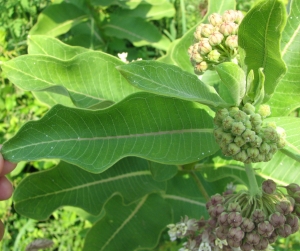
[167,179,300,251]
[188,10,244,75]
[213,103,286,163]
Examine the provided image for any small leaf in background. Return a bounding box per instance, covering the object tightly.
[25,239,53,251]
[13,158,165,220]
[117,60,228,108]
[215,62,246,106]
[158,0,236,73]
[238,0,287,103]
[1,51,139,108]
[2,93,219,172]
[29,2,88,37]
[83,194,172,251]
[266,0,300,116]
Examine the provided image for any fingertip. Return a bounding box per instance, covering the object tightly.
[0,176,13,200]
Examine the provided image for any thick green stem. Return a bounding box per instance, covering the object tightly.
[190,171,210,201]
[245,163,261,197]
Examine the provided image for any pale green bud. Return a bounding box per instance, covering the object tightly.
[194,30,202,40]
[221,132,234,145]
[234,135,246,147]
[263,126,278,142]
[234,110,248,122]
[258,104,271,118]
[216,108,229,121]
[225,35,238,50]
[276,127,286,148]
[198,39,212,55]
[265,152,274,162]
[277,137,286,148]
[250,135,262,147]
[227,143,241,155]
[229,107,239,117]
[191,51,204,63]
[235,10,244,24]
[234,150,248,162]
[253,153,265,162]
[247,147,259,158]
[194,61,208,74]
[207,49,221,61]
[242,103,255,115]
[242,129,256,142]
[269,143,278,154]
[231,121,246,136]
[222,116,235,131]
[244,120,252,129]
[208,13,223,26]
[219,21,238,36]
[250,113,262,126]
[214,127,224,140]
[259,142,270,154]
[208,31,224,46]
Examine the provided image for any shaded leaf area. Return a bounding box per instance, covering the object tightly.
[83,194,172,251]
[28,35,90,59]
[163,170,232,220]
[102,14,170,50]
[149,162,178,182]
[238,0,287,103]
[214,62,246,106]
[1,50,139,109]
[13,158,165,220]
[29,2,88,37]
[117,61,228,108]
[2,93,218,172]
[158,0,236,73]
[267,0,300,116]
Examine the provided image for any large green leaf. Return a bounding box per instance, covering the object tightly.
[215,62,246,106]
[266,0,300,116]
[83,194,172,251]
[28,35,90,59]
[29,2,88,37]
[117,61,229,108]
[102,14,170,50]
[158,0,236,73]
[13,158,165,220]
[0,51,138,108]
[1,92,218,172]
[238,0,287,103]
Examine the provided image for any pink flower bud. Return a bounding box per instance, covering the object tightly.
[240,218,255,232]
[286,183,300,196]
[262,179,277,194]
[245,232,260,245]
[208,13,223,26]
[227,212,243,227]
[253,238,269,251]
[225,35,238,50]
[208,31,224,46]
[194,61,208,74]
[258,221,274,237]
[198,39,212,55]
[219,21,238,36]
[277,224,292,237]
[276,201,293,215]
[222,10,238,22]
[201,24,215,37]
[269,212,286,228]
[228,227,244,242]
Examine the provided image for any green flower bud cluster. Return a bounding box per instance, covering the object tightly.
[167,179,300,251]
[188,10,244,75]
[213,103,286,163]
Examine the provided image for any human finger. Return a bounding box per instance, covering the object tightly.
[0,176,13,200]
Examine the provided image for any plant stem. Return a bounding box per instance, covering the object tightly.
[190,171,210,201]
[245,163,261,197]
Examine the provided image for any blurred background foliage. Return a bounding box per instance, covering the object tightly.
[0,0,299,250]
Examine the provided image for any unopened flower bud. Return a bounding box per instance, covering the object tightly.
[194,29,202,40]
[242,129,256,142]
[258,104,271,118]
[242,103,255,115]
[214,128,224,141]
[258,221,274,237]
[210,203,225,218]
[250,135,262,147]
[269,212,286,228]
[240,242,253,251]
[209,32,224,47]
[234,136,246,147]
[259,142,271,154]
[234,110,247,122]
[227,238,242,248]
[245,231,260,245]
[262,179,277,194]
[208,13,223,26]
[234,150,248,162]
[286,214,299,232]
[216,225,229,240]
[252,209,265,223]
[275,201,293,215]
[227,202,241,212]
[210,194,225,206]
[218,212,229,226]
[190,51,204,63]
[198,39,212,55]
[250,113,262,126]
[235,10,244,24]
[240,218,255,232]
[222,116,235,131]
[247,147,259,159]
[229,107,239,117]
[228,227,244,242]
[194,61,208,74]
[201,24,215,37]
[269,231,278,244]
[207,49,221,61]
[216,108,229,121]
[222,10,237,22]
[225,35,238,50]
[253,238,269,251]
[219,21,238,36]
[227,212,243,227]
[286,183,300,196]
[227,143,241,155]
[221,133,234,145]
[263,126,278,142]
[293,191,300,203]
[277,224,292,237]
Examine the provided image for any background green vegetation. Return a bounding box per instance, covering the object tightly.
[0,0,299,250]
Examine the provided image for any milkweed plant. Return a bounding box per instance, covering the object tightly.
[0,0,300,250]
